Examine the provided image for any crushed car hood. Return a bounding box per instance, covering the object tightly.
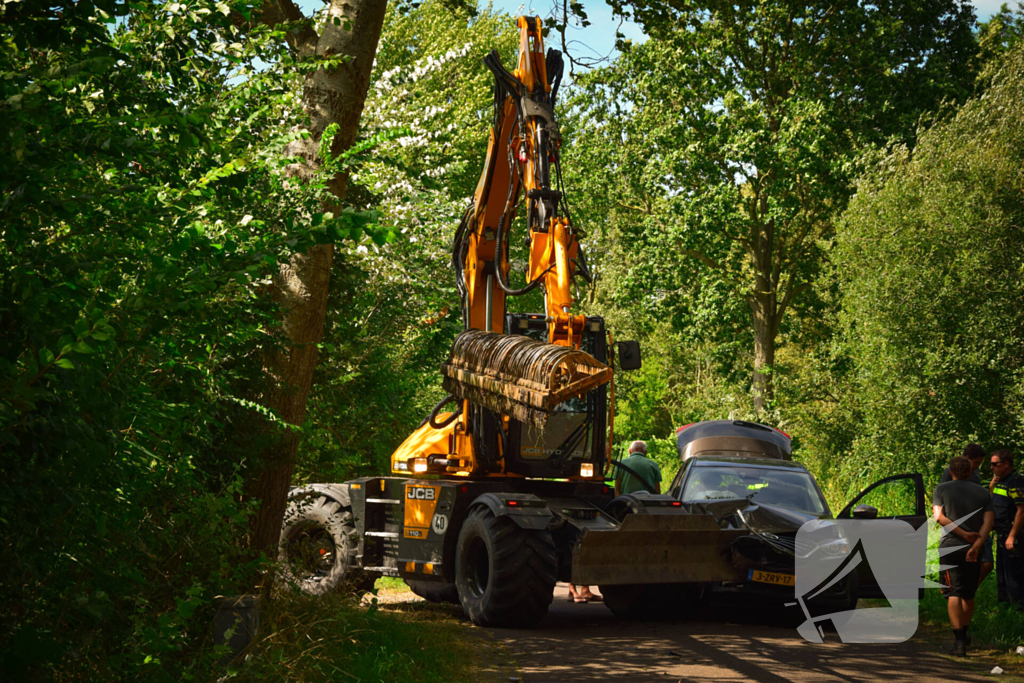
[694,499,840,571]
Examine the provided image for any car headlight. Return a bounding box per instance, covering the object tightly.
[820,538,850,556]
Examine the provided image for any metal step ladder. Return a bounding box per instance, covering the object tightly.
[360,482,402,575]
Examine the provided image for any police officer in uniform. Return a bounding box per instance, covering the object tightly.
[989,449,1024,606]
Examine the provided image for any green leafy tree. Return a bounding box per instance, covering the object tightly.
[833,43,1024,485]
[566,0,979,411]
[234,0,390,561]
[0,0,383,677]
[978,2,1024,72]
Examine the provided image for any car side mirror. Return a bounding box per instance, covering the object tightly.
[852,504,878,519]
[616,341,642,370]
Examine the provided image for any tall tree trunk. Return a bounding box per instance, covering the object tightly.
[751,298,776,413]
[747,207,806,413]
[748,197,777,413]
[246,0,388,560]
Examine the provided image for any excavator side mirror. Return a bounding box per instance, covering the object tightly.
[616,341,642,371]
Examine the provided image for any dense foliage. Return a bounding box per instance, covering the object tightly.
[0,0,381,678]
[564,0,979,412]
[826,43,1024,489]
[5,0,1024,676]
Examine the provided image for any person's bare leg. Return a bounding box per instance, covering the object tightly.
[948,597,965,629]
[980,562,994,586]
[963,597,975,626]
[568,584,581,601]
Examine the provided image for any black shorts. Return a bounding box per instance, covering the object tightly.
[981,534,995,564]
[940,552,981,599]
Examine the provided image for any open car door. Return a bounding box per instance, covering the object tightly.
[836,473,927,599]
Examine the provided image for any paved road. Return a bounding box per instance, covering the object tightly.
[482,584,1013,682]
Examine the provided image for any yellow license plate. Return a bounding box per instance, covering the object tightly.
[748,570,795,586]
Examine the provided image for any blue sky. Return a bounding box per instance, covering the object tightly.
[489,0,1007,71]
[488,0,648,70]
[294,0,1010,74]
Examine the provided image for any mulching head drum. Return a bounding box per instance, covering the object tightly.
[440,329,612,427]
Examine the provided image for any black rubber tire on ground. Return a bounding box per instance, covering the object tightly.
[601,582,703,620]
[812,568,859,614]
[406,579,460,604]
[279,495,376,596]
[600,583,656,619]
[665,582,705,618]
[455,506,557,627]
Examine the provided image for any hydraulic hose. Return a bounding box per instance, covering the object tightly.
[546,48,563,106]
[427,393,462,430]
[493,209,548,296]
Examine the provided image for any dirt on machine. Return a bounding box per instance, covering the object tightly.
[278,17,743,627]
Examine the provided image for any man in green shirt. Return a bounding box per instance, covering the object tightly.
[615,441,662,495]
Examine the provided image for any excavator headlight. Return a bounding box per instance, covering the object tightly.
[580,463,594,478]
[412,458,428,473]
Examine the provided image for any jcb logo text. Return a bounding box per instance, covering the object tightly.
[407,487,435,501]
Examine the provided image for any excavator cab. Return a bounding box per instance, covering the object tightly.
[502,312,608,478]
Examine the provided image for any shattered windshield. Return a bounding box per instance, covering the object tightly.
[681,466,827,515]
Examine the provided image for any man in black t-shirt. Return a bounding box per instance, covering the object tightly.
[933,456,995,656]
[988,449,1024,607]
[939,443,985,485]
[939,443,993,585]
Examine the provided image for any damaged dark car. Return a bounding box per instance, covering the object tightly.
[598,420,925,619]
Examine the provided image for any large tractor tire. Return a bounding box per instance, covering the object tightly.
[406,579,460,604]
[455,506,557,627]
[279,494,376,596]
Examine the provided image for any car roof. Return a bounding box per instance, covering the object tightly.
[689,455,808,470]
[676,420,792,461]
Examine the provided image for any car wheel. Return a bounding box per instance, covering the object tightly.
[601,583,703,620]
[600,584,651,618]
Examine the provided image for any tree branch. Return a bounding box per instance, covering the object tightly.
[615,201,650,214]
[258,0,319,60]
[773,279,810,337]
[681,248,722,271]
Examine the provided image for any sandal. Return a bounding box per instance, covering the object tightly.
[574,597,587,603]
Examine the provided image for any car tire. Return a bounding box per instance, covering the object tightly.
[455,506,556,627]
[279,495,376,595]
[665,582,705,617]
[806,568,860,615]
[406,579,460,604]
[601,582,703,619]
[600,583,652,618]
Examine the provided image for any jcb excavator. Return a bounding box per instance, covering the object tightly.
[280,17,739,627]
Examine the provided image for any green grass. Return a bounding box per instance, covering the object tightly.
[920,569,1024,651]
[375,576,409,592]
[920,526,1024,652]
[224,587,473,683]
